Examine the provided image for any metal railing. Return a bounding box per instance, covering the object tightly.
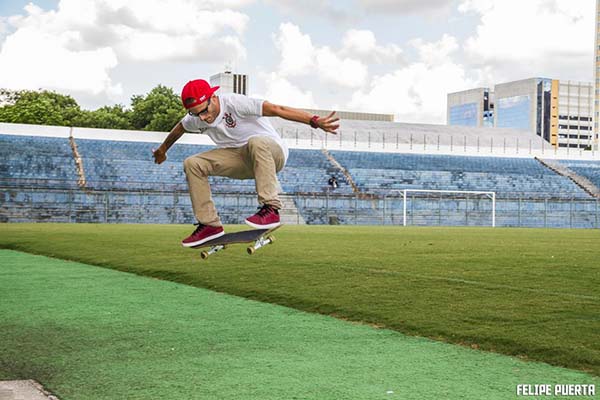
[1,184,599,229]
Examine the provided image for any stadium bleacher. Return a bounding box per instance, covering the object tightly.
[330,151,591,199]
[555,159,600,188]
[1,129,599,227]
[0,134,79,189]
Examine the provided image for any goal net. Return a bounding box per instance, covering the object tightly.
[397,189,496,227]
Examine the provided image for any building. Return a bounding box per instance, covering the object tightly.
[495,78,593,149]
[301,108,394,122]
[447,88,494,128]
[449,78,594,149]
[556,80,595,149]
[595,0,600,149]
[210,71,249,95]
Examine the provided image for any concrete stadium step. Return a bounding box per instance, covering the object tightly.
[280,193,305,225]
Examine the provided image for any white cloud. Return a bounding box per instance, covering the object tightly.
[273,23,314,77]
[272,23,368,88]
[340,29,404,64]
[0,16,8,36]
[266,23,389,108]
[459,0,594,82]
[262,72,317,108]
[0,6,120,97]
[267,23,470,122]
[315,47,368,88]
[0,0,250,106]
[263,0,354,24]
[410,34,459,65]
[348,35,475,124]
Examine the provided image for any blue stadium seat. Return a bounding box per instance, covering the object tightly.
[0,135,79,189]
[554,160,600,188]
[1,134,597,227]
[330,151,590,199]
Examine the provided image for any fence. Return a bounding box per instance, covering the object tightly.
[2,185,599,229]
[277,128,600,160]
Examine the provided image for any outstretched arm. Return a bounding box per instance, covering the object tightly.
[262,101,340,134]
[152,122,186,164]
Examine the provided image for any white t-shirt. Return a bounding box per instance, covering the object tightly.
[181,93,289,162]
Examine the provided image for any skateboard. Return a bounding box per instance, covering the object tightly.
[192,226,280,259]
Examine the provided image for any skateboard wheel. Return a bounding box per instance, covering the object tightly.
[247,246,255,255]
[268,236,275,244]
[200,251,209,259]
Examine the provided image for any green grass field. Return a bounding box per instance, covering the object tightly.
[1,223,599,378]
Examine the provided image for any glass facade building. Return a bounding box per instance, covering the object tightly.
[482,90,494,127]
[448,103,478,126]
[496,95,531,131]
[536,78,553,142]
[446,88,493,127]
[451,77,593,149]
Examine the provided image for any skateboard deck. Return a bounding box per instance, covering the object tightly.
[192,226,280,259]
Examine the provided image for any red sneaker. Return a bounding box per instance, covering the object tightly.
[181,223,225,247]
[245,205,281,229]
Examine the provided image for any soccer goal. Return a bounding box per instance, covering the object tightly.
[397,189,496,227]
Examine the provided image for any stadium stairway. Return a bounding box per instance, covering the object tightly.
[536,158,600,198]
[69,135,86,188]
[279,194,306,225]
[321,148,361,195]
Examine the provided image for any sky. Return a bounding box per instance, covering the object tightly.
[0,0,595,124]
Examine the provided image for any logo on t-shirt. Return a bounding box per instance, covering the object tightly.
[224,112,237,128]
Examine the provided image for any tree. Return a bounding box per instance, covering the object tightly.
[0,85,186,131]
[73,105,134,130]
[0,89,82,126]
[130,85,185,132]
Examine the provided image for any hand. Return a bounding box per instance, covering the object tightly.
[152,146,167,164]
[317,111,340,134]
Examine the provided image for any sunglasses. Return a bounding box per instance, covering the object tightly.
[188,97,211,117]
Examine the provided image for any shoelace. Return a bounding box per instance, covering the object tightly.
[192,222,205,233]
[255,205,272,217]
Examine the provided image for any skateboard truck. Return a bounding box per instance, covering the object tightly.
[200,245,225,259]
[247,235,276,255]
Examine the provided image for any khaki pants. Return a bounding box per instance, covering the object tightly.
[183,136,285,226]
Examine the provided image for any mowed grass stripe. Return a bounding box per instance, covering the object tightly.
[0,224,598,375]
[1,250,598,400]
[330,265,600,301]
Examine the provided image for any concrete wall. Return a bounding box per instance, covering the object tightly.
[2,121,600,161]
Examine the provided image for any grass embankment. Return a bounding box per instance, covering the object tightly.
[3,250,598,399]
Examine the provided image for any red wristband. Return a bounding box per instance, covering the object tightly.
[309,115,320,129]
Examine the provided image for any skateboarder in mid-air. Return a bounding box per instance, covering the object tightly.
[152,79,339,247]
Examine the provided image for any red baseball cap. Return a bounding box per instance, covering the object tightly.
[181,79,219,109]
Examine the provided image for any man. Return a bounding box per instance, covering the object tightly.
[328,175,339,189]
[152,79,339,247]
